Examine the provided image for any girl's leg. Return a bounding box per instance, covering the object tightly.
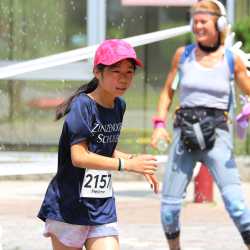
[203,129,250,247]
[50,234,82,250]
[161,129,197,250]
[85,236,119,250]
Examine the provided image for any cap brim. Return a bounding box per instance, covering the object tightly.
[134,58,144,67]
[96,57,143,67]
[115,57,143,67]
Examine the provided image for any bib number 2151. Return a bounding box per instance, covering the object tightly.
[80,169,112,198]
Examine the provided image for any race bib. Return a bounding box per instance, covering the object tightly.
[80,169,113,198]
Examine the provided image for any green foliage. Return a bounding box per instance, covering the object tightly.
[107,27,124,39]
[0,0,78,60]
[233,17,250,52]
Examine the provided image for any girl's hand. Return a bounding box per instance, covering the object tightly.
[144,174,160,194]
[151,127,170,149]
[125,154,157,175]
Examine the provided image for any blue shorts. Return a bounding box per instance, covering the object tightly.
[44,219,119,248]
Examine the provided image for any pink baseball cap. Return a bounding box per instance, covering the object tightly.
[94,39,143,68]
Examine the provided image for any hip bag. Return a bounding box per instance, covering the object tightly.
[174,107,228,151]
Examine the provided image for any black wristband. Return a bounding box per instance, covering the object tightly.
[118,158,122,171]
[118,158,125,171]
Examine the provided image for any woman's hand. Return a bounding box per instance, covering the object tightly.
[144,173,160,194]
[124,154,158,175]
[151,127,170,149]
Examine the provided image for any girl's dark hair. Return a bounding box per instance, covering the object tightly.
[55,64,105,120]
[55,59,137,120]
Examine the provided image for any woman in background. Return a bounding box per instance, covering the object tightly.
[151,1,250,249]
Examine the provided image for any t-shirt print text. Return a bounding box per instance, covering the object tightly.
[91,122,122,144]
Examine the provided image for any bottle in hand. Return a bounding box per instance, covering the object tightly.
[156,138,168,153]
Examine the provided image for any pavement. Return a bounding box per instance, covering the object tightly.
[1,179,250,250]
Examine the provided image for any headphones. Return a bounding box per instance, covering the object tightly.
[190,0,228,32]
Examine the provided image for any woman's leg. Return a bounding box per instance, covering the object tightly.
[85,236,119,250]
[161,129,197,250]
[203,129,250,247]
[50,234,82,250]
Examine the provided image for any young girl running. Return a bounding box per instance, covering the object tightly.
[38,39,159,250]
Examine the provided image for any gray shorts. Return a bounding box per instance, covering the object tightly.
[44,219,119,248]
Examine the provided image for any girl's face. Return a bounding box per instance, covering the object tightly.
[95,59,135,97]
[192,13,219,46]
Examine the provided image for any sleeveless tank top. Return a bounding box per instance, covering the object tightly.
[179,49,231,110]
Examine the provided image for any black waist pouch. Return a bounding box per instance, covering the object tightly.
[174,107,228,151]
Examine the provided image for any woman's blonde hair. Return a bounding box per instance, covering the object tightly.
[191,0,228,45]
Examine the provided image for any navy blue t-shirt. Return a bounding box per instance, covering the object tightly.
[38,94,126,225]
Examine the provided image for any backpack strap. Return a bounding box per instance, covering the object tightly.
[225,48,235,81]
[172,44,196,90]
[225,48,236,110]
[179,44,196,65]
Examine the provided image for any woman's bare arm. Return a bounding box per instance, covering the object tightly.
[234,55,250,95]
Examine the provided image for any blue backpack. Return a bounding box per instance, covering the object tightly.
[172,44,235,110]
